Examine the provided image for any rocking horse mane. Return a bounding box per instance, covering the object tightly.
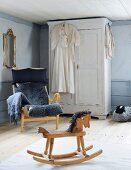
[66,111,91,132]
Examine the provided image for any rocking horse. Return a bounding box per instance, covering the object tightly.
[27,111,103,166]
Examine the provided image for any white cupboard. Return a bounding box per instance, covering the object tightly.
[48,18,111,119]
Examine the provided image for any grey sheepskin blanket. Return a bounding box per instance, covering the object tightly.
[7,92,63,124]
[7,92,31,123]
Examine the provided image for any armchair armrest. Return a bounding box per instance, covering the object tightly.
[49,93,60,103]
[21,106,29,117]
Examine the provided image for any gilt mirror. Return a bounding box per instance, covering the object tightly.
[3,29,16,68]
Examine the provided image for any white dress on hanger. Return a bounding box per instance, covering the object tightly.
[105,24,115,59]
[51,23,80,94]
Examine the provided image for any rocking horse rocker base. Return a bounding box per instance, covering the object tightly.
[27,145,102,166]
[27,111,103,166]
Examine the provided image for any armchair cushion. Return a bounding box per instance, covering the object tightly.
[26,103,63,117]
[12,68,48,84]
[14,82,63,118]
[15,82,49,105]
[9,68,63,128]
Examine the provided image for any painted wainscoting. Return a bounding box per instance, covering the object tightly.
[111,80,131,111]
[0,82,13,123]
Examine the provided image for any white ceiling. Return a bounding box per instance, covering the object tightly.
[0,0,131,24]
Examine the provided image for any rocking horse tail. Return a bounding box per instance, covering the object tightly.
[38,127,49,137]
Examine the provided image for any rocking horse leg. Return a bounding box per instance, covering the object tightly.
[44,138,50,155]
[77,136,81,152]
[49,138,54,159]
[80,136,86,156]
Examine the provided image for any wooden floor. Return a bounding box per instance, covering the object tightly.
[0,115,131,161]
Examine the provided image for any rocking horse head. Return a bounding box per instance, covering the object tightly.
[66,111,91,133]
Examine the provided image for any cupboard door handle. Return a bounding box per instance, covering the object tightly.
[77,64,79,69]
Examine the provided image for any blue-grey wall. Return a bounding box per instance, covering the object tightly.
[40,24,49,76]
[0,14,40,123]
[112,21,131,109]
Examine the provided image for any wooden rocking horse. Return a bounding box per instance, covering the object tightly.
[27,111,103,165]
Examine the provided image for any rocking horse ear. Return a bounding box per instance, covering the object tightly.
[83,114,91,128]
[37,127,40,133]
[76,118,83,130]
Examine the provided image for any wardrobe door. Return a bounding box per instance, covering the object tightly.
[76,29,102,106]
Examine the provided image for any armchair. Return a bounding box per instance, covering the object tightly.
[11,68,63,131]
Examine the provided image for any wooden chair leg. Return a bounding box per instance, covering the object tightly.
[49,138,54,159]
[46,120,48,123]
[80,136,86,156]
[44,138,50,155]
[21,111,24,132]
[56,114,59,129]
[77,136,81,152]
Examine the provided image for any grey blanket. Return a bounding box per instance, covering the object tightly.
[7,92,63,124]
[7,92,31,123]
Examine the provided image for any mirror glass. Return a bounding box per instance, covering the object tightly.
[3,29,16,68]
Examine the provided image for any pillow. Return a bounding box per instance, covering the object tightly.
[15,82,49,105]
[113,106,131,122]
[12,68,48,84]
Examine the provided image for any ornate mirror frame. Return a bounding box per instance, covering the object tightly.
[3,29,16,68]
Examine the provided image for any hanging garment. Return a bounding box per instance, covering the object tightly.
[51,23,80,94]
[105,23,115,59]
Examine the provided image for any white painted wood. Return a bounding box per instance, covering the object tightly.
[100,0,129,20]
[0,0,130,23]
[120,0,131,17]
[48,18,112,119]
[104,58,111,115]
[76,29,102,106]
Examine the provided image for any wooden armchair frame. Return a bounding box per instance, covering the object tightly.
[12,84,60,132]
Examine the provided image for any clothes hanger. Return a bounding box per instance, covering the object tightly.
[62,22,66,27]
